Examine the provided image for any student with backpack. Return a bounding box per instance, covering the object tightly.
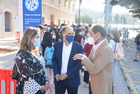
[110,29,122,86]
[133,33,140,62]
[122,28,129,48]
[42,32,54,93]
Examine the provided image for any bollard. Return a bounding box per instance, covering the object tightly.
[15,31,20,41]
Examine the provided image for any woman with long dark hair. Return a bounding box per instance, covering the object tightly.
[51,31,61,44]
[74,29,84,46]
[42,32,54,93]
[110,29,120,87]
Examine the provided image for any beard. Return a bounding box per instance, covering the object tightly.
[94,39,99,45]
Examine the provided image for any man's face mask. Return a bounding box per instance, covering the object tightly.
[91,33,99,45]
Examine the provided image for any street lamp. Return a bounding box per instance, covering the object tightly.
[79,0,82,25]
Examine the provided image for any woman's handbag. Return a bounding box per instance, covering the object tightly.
[23,78,41,94]
[12,63,20,80]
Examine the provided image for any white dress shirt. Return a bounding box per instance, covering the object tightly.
[61,42,73,74]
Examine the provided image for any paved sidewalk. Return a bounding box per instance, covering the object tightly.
[0,37,19,69]
[0,37,129,94]
[0,37,19,50]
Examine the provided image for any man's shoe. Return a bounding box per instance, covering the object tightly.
[133,59,139,62]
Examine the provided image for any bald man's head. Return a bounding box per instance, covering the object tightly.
[62,25,74,43]
[61,25,73,34]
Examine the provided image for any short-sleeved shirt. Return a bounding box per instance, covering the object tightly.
[123,30,129,38]
[135,34,140,45]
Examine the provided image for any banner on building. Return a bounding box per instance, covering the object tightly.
[19,0,42,40]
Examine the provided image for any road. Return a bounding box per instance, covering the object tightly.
[122,30,140,93]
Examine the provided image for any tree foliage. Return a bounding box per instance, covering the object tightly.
[113,14,120,24]
[75,14,93,24]
[82,15,93,24]
[112,14,127,24]
[120,15,127,24]
[75,14,79,24]
[110,0,140,19]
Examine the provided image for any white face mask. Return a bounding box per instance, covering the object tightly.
[79,32,82,35]
[88,36,94,45]
[88,33,98,45]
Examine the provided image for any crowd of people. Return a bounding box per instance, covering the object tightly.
[12,23,130,94]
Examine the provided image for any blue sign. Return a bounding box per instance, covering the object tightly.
[23,0,42,32]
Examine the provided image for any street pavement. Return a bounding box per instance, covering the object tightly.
[0,37,19,50]
[0,37,130,94]
[122,30,140,93]
[0,37,19,69]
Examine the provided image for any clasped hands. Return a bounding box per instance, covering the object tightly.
[55,73,68,81]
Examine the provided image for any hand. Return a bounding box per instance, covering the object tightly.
[45,82,53,94]
[73,54,85,60]
[55,74,60,81]
[59,74,68,80]
[40,85,47,91]
[45,81,49,87]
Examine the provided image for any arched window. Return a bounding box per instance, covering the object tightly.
[5,12,12,32]
[50,15,54,25]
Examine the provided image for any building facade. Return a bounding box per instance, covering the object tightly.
[0,0,76,38]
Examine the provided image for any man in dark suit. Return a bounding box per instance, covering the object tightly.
[52,26,83,94]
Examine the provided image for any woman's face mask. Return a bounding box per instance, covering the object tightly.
[79,32,82,35]
[33,38,40,47]
[43,30,46,33]
[52,35,56,39]
[87,33,90,37]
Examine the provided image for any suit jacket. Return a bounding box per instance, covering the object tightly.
[52,41,83,87]
[82,40,114,94]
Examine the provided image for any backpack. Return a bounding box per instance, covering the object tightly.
[135,34,140,43]
[113,43,124,60]
[44,45,54,65]
[135,37,138,43]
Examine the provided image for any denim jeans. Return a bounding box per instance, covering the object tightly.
[114,59,118,83]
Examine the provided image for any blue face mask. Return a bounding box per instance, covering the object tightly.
[43,30,46,33]
[52,35,56,39]
[87,33,90,37]
[66,35,74,43]
[33,38,40,47]
[62,37,64,41]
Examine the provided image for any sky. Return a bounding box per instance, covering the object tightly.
[75,0,129,13]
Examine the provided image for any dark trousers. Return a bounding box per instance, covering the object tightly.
[89,82,92,94]
[84,71,89,83]
[55,79,78,94]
